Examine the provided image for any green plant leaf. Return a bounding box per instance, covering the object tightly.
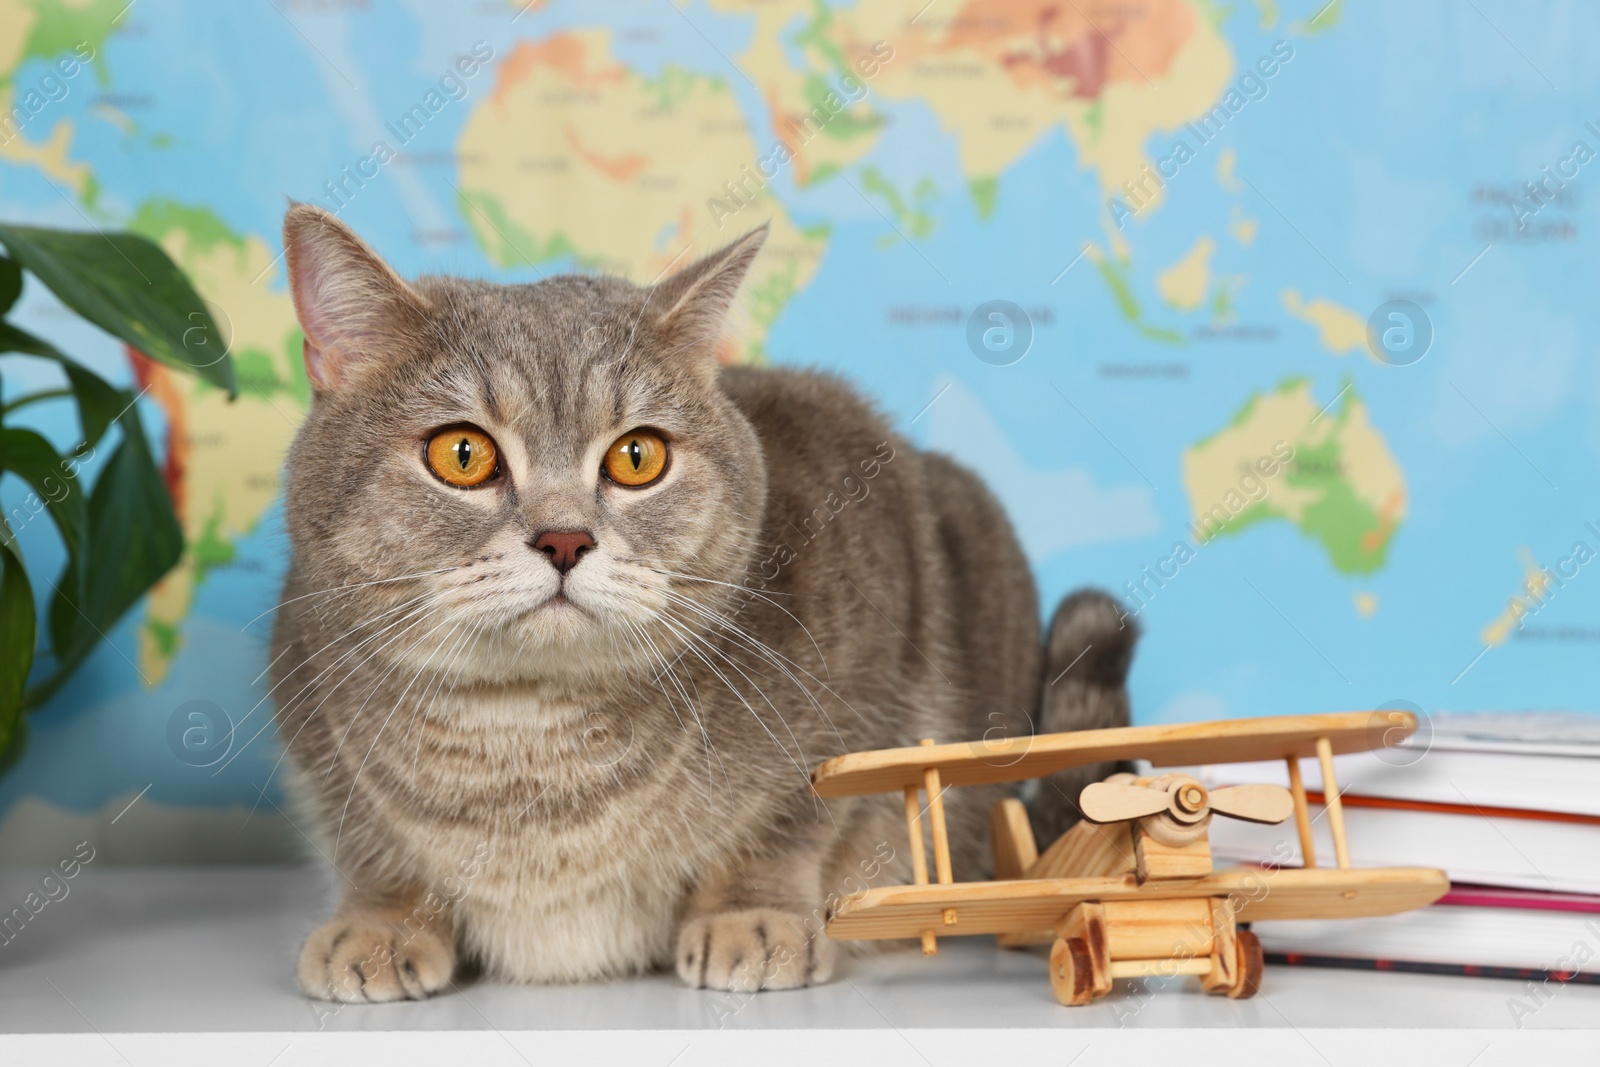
[38,405,181,702]
[0,223,236,397]
[0,541,35,757]
[0,321,124,446]
[0,255,20,316]
[0,713,27,777]
[0,427,89,586]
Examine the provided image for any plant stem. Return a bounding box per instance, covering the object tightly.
[1,388,74,417]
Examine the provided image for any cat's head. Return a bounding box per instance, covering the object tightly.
[278,204,769,687]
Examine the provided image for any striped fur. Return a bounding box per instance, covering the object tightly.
[268,205,1124,1002]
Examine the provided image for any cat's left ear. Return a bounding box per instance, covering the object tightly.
[649,225,767,359]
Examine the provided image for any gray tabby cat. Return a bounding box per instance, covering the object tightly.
[269,204,1136,1002]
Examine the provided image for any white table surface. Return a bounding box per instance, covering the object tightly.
[0,865,1595,1065]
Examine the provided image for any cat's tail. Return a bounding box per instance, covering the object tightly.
[1027,589,1139,847]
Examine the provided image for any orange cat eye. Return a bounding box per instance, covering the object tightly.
[425,426,499,487]
[602,429,668,488]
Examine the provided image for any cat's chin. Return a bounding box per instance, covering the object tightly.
[500,601,605,660]
[515,591,591,622]
[436,607,660,689]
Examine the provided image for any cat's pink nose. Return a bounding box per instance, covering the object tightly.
[531,530,595,575]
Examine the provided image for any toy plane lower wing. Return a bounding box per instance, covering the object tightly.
[826,866,1449,941]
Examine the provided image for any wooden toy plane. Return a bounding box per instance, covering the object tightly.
[810,712,1449,1005]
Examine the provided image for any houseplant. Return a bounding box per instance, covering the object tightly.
[0,222,235,770]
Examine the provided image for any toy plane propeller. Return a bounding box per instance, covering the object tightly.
[809,712,1449,1006]
[1080,775,1295,826]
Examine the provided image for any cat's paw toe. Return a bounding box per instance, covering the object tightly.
[297,916,455,1002]
[676,908,835,991]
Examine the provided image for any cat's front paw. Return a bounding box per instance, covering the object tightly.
[676,908,836,991]
[297,915,456,1002]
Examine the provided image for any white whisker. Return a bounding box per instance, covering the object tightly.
[215,593,440,775]
[654,585,867,738]
[240,566,457,631]
[649,609,817,795]
[650,566,831,682]
[250,600,442,781]
[334,611,466,860]
[324,610,454,779]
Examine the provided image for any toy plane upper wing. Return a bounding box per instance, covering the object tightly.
[811,711,1411,798]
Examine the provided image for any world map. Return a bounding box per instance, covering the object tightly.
[1,0,1596,857]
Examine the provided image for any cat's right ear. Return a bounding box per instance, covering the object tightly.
[283,202,429,392]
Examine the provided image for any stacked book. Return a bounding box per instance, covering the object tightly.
[1198,712,1600,984]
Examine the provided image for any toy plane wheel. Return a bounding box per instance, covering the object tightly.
[1049,936,1097,1006]
[1227,929,1264,1000]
